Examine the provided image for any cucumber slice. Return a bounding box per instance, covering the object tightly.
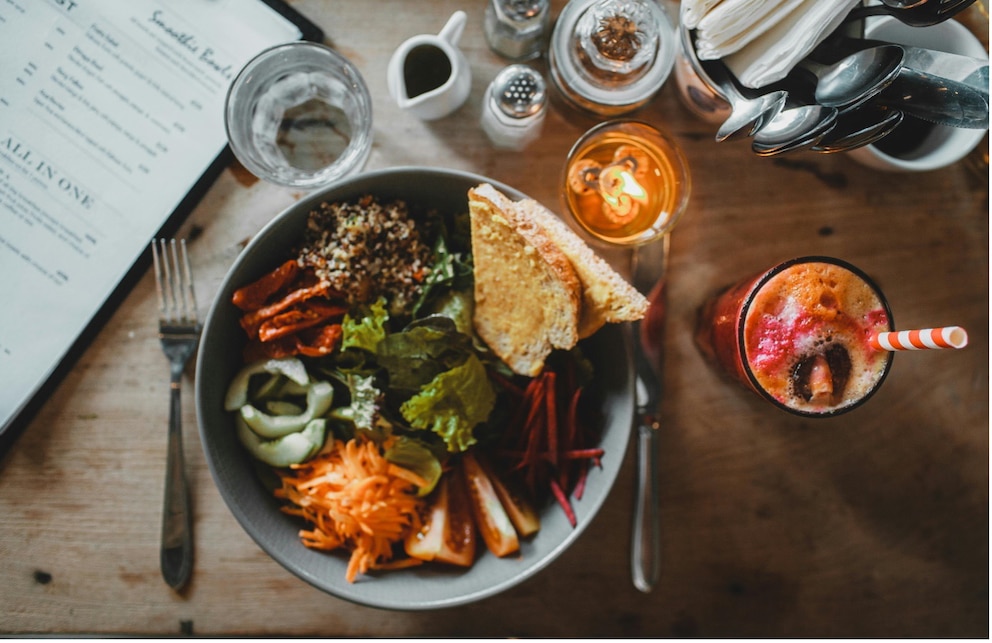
[240,381,334,438]
[236,417,326,467]
[224,357,310,410]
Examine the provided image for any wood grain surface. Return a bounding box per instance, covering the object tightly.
[1,0,987,636]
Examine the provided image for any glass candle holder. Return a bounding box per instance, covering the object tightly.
[561,120,690,246]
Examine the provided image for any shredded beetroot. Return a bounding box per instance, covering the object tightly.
[494,354,604,527]
[549,478,577,528]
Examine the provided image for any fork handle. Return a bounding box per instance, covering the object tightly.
[161,376,193,590]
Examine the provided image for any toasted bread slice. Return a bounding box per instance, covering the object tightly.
[515,198,649,338]
[468,184,581,376]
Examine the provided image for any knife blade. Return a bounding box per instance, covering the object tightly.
[629,234,669,593]
[875,67,989,129]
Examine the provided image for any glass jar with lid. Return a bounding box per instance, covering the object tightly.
[548,0,677,116]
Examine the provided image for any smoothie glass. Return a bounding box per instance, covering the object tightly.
[695,256,895,417]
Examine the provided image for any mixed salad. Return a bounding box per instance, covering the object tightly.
[223,194,605,582]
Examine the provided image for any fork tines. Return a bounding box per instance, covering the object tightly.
[151,239,199,326]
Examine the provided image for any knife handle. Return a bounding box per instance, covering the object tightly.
[631,421,660,593]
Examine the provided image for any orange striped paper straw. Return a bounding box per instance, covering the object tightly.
[870,326,969,351]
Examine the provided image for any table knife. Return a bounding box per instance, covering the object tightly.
[629,235,669,593]
[877,68,989,129]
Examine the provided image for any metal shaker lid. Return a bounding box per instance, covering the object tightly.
[491,65,547,118]
[493,0,548,23]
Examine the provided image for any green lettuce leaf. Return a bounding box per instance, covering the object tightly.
[425,288,474,336]
[341,298,389,352]
[400,353,495,453]
[383,435,444,496]
[376,323,473,392]
[412,221,473,318]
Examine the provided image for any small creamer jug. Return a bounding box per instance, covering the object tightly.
[387,11,472,120]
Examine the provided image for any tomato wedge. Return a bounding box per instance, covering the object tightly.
[404,483,445,562]
[438,468,477,567]
[480,457,540,538]
[462,452,520,557]
[403,474,476,567]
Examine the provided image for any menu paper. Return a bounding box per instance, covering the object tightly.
[0,0,315,439]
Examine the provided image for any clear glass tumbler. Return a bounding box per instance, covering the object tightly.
[224,42,373,189]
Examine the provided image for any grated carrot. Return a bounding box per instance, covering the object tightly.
[275,437,426,583]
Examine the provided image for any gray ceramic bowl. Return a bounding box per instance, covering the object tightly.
[195,167,634,610]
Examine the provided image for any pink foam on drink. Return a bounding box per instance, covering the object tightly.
[743,261,891,414]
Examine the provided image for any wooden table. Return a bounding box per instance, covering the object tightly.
[1,0,987,636]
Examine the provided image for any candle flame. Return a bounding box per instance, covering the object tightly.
[597,160,648,220]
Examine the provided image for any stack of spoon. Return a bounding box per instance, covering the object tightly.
[683,0,989,156]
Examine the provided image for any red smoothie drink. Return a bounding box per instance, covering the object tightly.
[695,257,894,416]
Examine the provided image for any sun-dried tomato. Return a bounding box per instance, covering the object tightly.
[295,324,344,357]
[231,260,300,311]
[233,260,350,360]
[257,302,348,342]
[240,283,332,337]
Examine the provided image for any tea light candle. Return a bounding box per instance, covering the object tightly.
[561,120,691,246]
[569,153,649,221]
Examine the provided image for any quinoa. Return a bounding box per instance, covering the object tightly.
[297,195,432,315]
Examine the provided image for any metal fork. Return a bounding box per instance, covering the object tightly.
[152,238,200,591]
[845,0,978,26]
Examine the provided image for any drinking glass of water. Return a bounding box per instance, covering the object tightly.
[225,42,373,189]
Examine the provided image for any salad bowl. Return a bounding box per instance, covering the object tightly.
[195,167,635,610]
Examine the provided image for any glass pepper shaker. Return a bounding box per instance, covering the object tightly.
[484,0,551,61]
[548,0,677,116]
[481,65,547,150]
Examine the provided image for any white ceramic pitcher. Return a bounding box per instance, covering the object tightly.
[387,11,471,121]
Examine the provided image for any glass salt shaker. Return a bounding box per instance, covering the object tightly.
[484,0,551,61]
[548,0,677,116]
[481,65,547,150]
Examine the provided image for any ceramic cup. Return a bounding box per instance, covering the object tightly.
[846,17,989,172]
[387,11,472,121]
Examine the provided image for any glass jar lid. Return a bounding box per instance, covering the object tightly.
[549,0,677,115]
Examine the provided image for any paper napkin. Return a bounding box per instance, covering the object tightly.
[681,0,724,30]
[722,0,861,88]
[692,0,805,61]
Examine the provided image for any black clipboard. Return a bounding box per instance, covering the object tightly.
[0,1,324,457]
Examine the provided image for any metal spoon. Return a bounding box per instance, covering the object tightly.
[752,103,839,156]
[811,105,905,153]
[844,0,978,28]
[796,45,905,109]
[682,26,788,142]
[701,58,789,142]
[815,36,989,93]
